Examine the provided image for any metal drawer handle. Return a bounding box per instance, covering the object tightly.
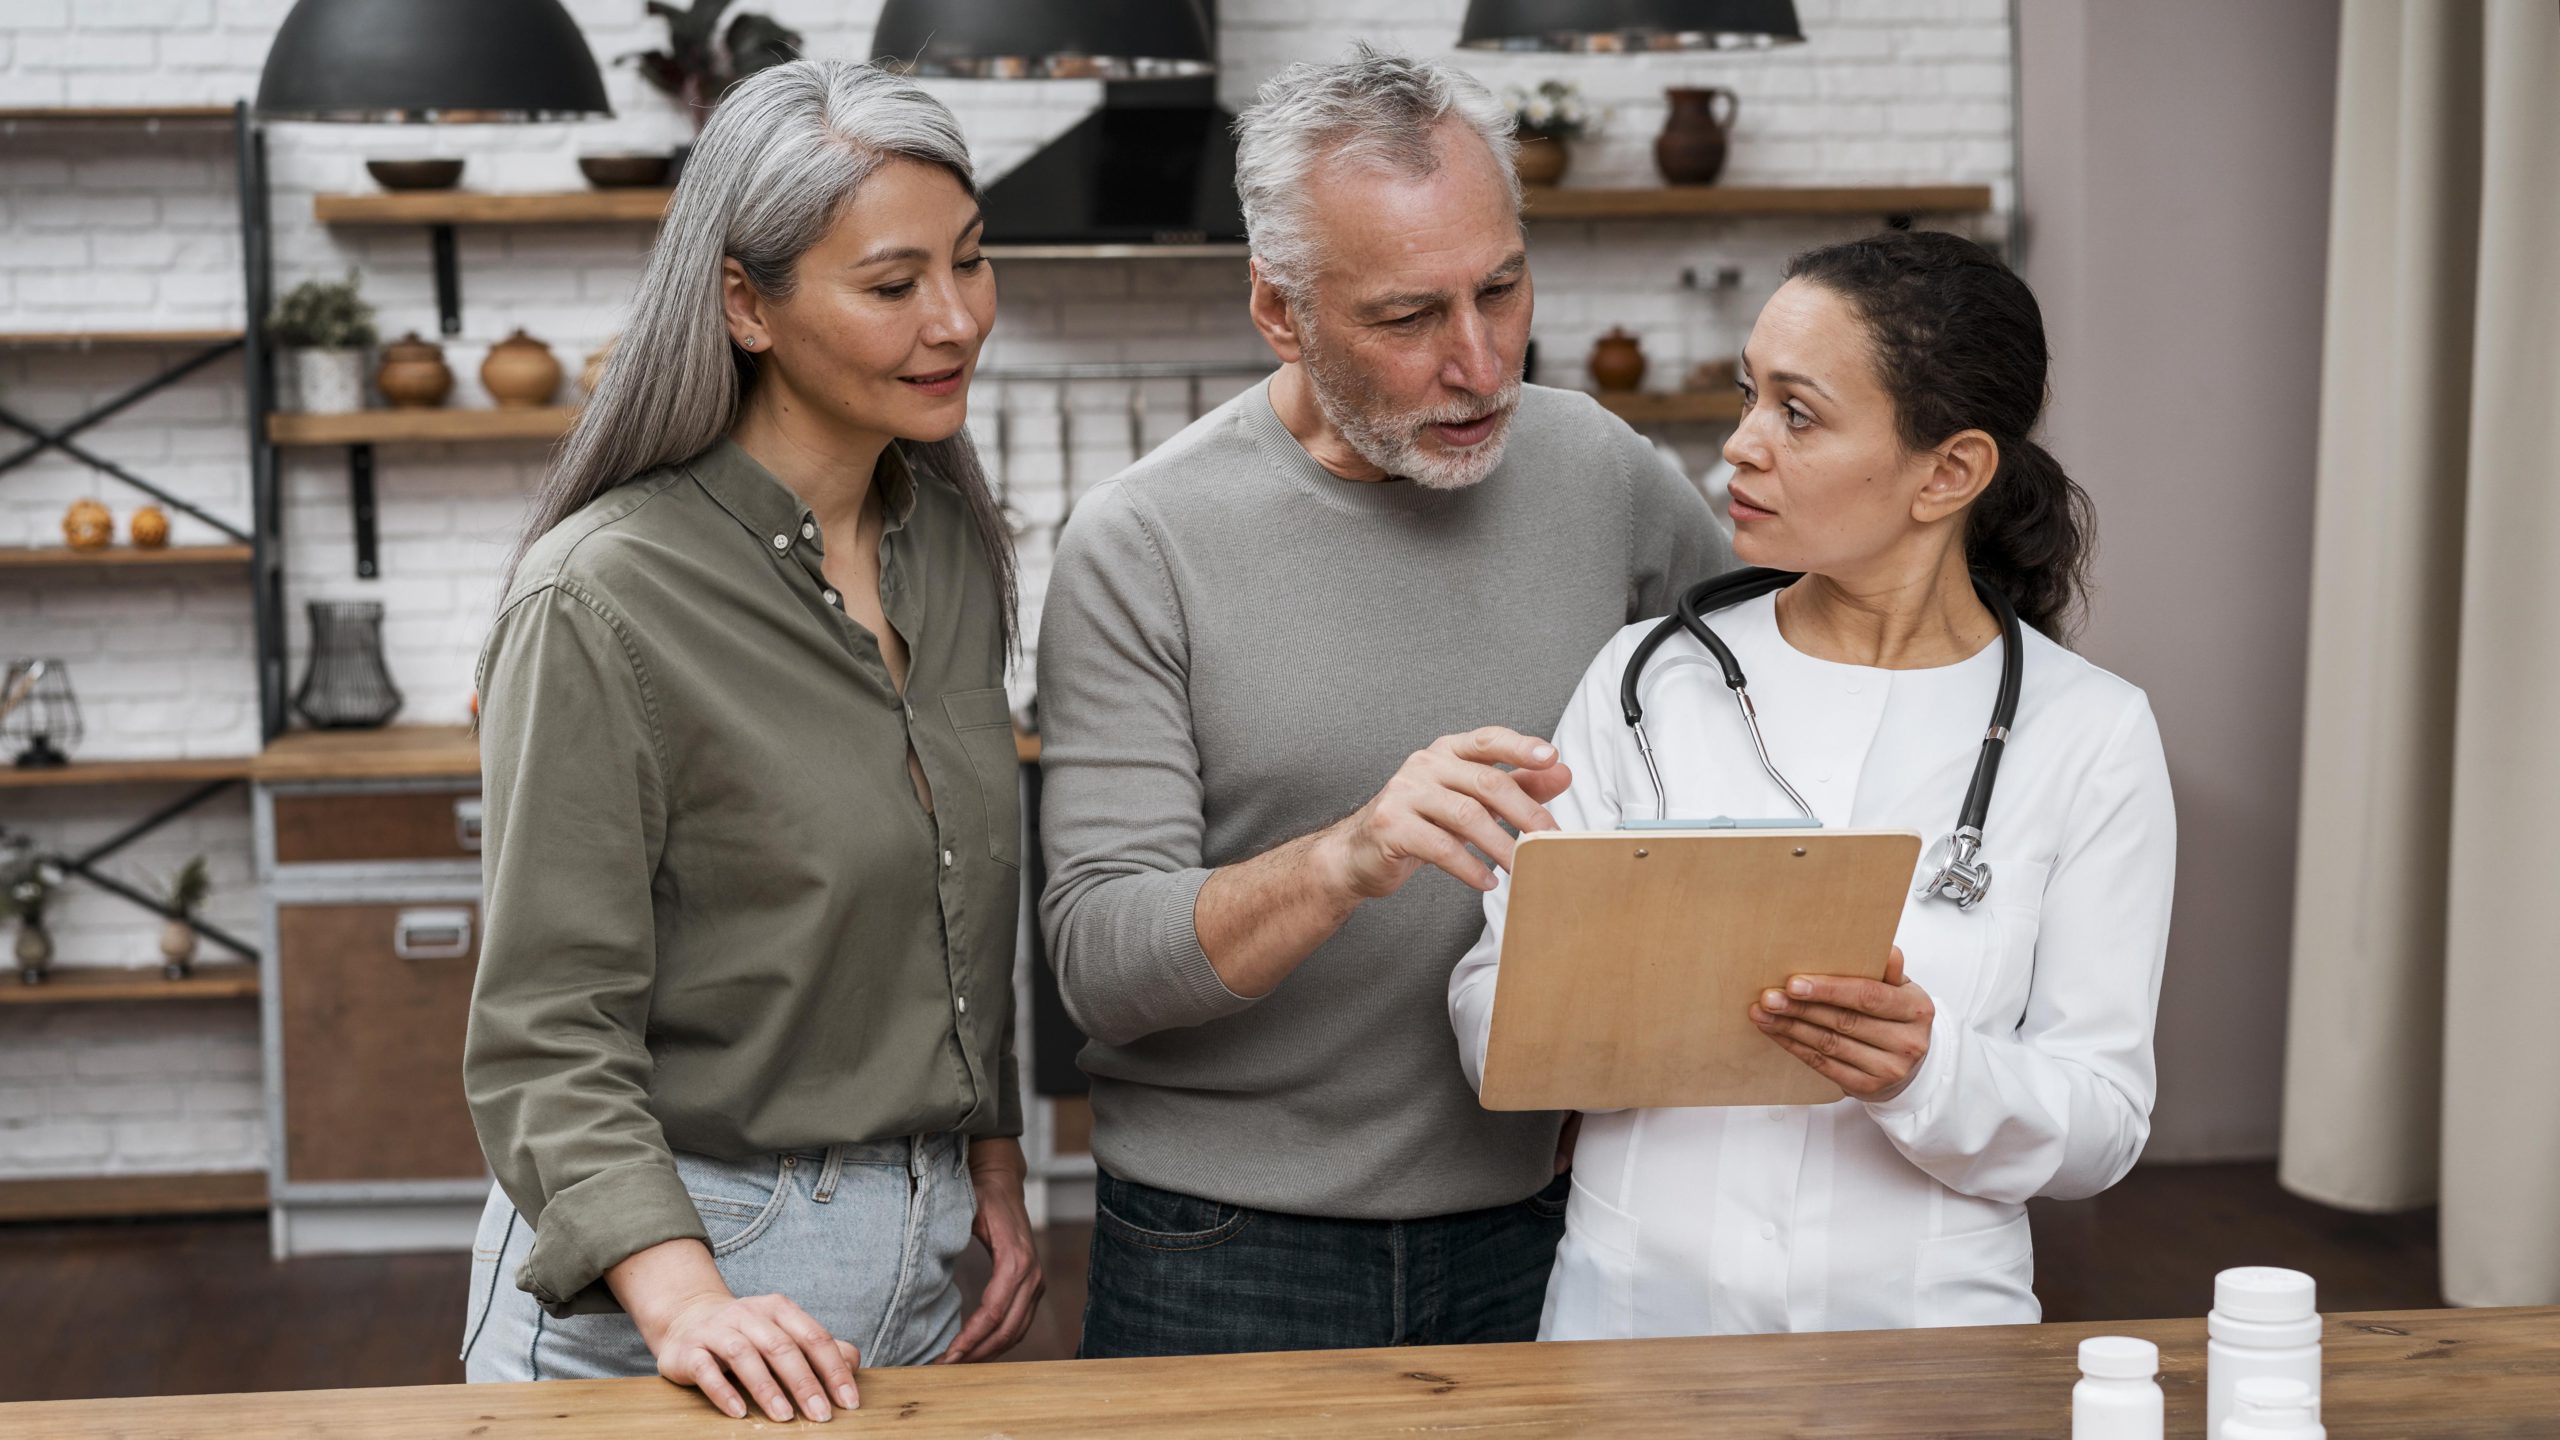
[394,908,473,961]
[455,798,484,853]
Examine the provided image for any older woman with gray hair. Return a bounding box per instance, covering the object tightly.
[1038,45,1725,1357]
[459,59,1039,1420]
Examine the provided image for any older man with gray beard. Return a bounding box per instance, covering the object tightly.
[1037,46,1729,1357]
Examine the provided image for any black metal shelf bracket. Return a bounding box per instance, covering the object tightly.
[0,339,255,545]
[347,443,378,578]
[431,224,462,337]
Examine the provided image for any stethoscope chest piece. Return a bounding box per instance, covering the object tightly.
[1917,826,1994,910]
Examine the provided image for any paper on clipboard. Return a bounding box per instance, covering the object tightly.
[1478,828,1923,1111]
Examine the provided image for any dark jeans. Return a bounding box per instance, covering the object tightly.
[1077,1167,1570,1357]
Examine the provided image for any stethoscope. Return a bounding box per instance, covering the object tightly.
[1616,567,2024,910]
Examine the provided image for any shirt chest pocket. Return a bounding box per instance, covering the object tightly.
[943,687,1022,869]
[1894,856,2051,1034]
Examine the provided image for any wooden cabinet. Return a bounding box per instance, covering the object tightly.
[271,789,482,864]
[275,902,486,1184]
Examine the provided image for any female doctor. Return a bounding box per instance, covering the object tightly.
[1449,229,2174,1338]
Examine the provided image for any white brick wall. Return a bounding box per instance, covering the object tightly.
[1,0,2011,1179]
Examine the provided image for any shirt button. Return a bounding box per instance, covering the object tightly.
[1766,1107,1787,1122]
[1846,681,1863,695]
[1761,1221,1778,1241]
[823,589,839,606]
[942,849,954,867]
[801,521,816,540]
[956,996,968,1015]
[771,533,789,551]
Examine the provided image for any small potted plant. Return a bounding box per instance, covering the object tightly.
[1506,79,1593,188]
[154,855,212,980]
[0,838,61,986]
[269,271,378,414]
[627,0,805,177]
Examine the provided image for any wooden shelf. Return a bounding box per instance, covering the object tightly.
[0,1170,267,1223]
[0,545,253,573]
[0,329,243,350]
[1593,390,1744,425]
[0,757,254,791]
[255,725,479,784]
[1524,183,1994,220]
[267,406,576,446]
[0,105,235,124]
[314,188,673,226]
[0,964,258,1006]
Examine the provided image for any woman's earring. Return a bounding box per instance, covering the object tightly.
[741,335,759,350]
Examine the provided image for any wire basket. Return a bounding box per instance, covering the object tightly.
[293,601,404,729]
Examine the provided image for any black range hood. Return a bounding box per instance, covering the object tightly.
[981,77,1243,247]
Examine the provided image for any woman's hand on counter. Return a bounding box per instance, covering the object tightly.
[936,1138,1045,1364]
[612,1237,860,1422]
[1747,946,1935,1102]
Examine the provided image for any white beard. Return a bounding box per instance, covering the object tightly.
[1301,329,1520,491]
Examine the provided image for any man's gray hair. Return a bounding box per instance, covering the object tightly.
[1233,43,1520,298]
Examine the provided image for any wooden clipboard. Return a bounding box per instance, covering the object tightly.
[1479,828,1924,1111]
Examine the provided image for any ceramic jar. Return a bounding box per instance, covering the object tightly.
[1656,87,1740,186]
[375,331,453,409]
[1589,328,1648,392]
[1515,133,1570,187]
[481,329,562,408]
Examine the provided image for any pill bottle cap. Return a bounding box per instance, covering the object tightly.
[2077,1335,2159,1380]
[2214,1267,2316,1322]
[2235,1376,2316,1417]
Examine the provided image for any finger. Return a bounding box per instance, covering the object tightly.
[765,1299,859,1411]
[837,1340,864,1407]
[712,1334,793,1425]
[1757,992,1927,1052]
[1750,1007,1904,1080]
[740,1315,831,1421]
[1882,945,1908,987]
[1437,726,1560,773]
[990,1271,1046,1360]
[1384,813,1498,891]
[1784,973,1929,1021]
[1411,787,1520,872]
[1766,1028,1882,1096]
[936,1290,1005,1365]
[1432,753,1562,835]
[1513,759,1575,806]
[686,1352,751,1421]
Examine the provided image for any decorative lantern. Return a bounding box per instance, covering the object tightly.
[1,659,82,768]
[293,602,405,729]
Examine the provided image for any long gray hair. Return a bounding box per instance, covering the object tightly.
[505,59,1017,652]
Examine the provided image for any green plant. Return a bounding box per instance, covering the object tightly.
[0,839,58,927]
[268,271,378,349]
[627,0,804,127]
[160,855,211,920]
[1506,79,1594,141]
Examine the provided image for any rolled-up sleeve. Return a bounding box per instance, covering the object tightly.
[467,581,705,1317]
[1036,484,1257,1048]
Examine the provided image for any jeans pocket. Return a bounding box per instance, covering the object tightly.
[1094,1170,1253,1252]
[1523,1171,1572,1221]
[676,1151,792,1257]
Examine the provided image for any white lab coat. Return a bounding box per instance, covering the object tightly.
[1449,592,2175,1338]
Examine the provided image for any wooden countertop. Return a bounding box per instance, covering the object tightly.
[252,725,1041,784]
[1,1307,2550,1437]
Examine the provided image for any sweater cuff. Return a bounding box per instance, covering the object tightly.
[518,1159,710,1318]
[1162,866,1257,1020]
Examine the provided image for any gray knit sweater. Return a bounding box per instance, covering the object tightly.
[1037,378,1728,1219]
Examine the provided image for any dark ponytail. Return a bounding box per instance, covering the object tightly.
[1782,231,2094,640]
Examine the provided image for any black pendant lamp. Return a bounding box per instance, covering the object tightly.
[873,0,1215,80]
[255,0,612,121]
[1459,0,1805,52]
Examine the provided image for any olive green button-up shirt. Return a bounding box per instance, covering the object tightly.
[467,437,1021,1317]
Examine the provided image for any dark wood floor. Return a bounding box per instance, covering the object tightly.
[0,1163,2438,1405]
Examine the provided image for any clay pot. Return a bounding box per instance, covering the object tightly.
[581,335,618,399]
[1588,328,1648,392]
[1684,357,1739,393]
[1515,133,1570,187]
[376,331,453,409]
[1655,87,1739,186]
[159,919,198,979]
[481,329,562,409]
[14,922,51,982]
[129,505,170,549]
[63,498,113,551]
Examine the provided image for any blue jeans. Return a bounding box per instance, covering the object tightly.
[1077,1167,1570,1357]
[462,1135,975,1381]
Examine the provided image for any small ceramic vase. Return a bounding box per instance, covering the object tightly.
[376,331,454,409]
[481,329,563,409]
[1589,328,1648,392]
[1656,87,1740,186]
[1515,133,1570,187]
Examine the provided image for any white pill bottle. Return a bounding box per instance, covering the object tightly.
[2220,1376,2326,1439]
[2207,1267,2321,1440]
[2071,1335,2163,1439]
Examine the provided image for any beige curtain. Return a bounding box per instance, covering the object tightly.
[2282,0,2560,1307]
